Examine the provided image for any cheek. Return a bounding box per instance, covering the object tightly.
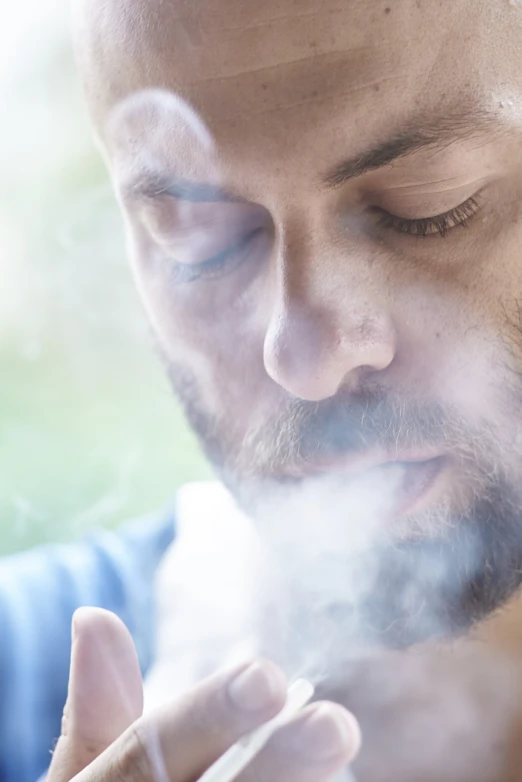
[440,336,509,426]
[406,249,522,433]
[392,206,522,415]
[380,273,513,439]
[452,224,522,425]
[128,237,274,427]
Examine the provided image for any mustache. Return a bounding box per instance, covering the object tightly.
[235,387,474,478]
[164,350,499,485]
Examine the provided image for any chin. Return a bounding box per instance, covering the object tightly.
[246,493,522,687]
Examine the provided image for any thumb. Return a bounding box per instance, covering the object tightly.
[48,607,144,782]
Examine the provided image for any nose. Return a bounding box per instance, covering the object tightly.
[263,234,396,402]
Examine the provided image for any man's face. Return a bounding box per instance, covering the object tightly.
[76,0,522,646]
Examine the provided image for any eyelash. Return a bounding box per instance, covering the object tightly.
[376,196,480,238]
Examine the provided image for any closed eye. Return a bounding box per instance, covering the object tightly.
[375,195,480,238]
[169,227,264,283]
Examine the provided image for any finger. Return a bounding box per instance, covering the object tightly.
[240,701,361,782]
[74,658,288,782]
[49,608,143,782]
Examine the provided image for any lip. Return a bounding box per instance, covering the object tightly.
[389,456,446,519]
[283,448,445,480]
[282,451,447,520]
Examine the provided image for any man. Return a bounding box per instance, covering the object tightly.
[36,0,522,779]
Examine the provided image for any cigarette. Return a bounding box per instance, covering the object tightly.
[196,678,315,782]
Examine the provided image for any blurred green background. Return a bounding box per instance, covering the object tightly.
[0,0,210,555]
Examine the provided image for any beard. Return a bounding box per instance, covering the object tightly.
[165,359,522,653]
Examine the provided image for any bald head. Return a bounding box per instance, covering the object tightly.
[74,0,521,134]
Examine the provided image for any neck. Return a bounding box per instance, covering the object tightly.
[309,592,522,782]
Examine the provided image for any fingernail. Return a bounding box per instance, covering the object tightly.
[297,704,360,760]
[228,661,282,712]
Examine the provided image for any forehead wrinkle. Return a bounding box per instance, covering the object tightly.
[144,0,378,33]
[186,48,375,87]
[176,2,357,34]
[175,47,407,124]
[77,0,521,147]
[141,19,382,81]
[77,0,427,116]
[210,74,408,122]
[263,74,408,115]
[214,7,348,33]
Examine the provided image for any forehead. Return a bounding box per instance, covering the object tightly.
[79,0,520,174]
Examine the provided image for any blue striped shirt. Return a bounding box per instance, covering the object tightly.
[0,512,175,782]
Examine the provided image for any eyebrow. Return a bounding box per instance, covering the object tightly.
[124,107,499,203]
[322,107,498,188]
[123,173,246,204]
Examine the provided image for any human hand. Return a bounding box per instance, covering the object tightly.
[48,607,360,782]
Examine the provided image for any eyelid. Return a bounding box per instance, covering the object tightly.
[169,227,264,284]
[375,194,481,238]
[139,198,267,265]
[369,180,486,217]
[368,176,487,223]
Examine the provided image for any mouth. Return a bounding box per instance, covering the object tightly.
[282,451,447,521]
[387,456,446,519]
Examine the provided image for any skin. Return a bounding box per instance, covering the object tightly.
[71,0,522,779]
[48,610,358,782]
